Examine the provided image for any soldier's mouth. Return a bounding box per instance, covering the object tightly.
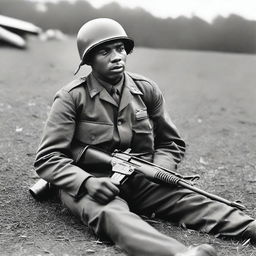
[110,65,124,72]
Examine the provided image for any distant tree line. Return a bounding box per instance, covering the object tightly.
[1,0,256,53]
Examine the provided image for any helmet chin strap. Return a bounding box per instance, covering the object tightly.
[74,61,82,75]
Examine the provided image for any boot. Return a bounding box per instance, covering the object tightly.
[241,220,256,244]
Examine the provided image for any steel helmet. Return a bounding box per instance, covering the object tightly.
[74,18,134,74]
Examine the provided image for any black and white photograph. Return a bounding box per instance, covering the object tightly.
[0,0,256,255]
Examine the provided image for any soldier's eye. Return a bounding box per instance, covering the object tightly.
[97,46,110,55]
[99,49,108,55]
[118,45,125,52]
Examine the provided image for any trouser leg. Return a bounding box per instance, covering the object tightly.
[60,190,187,256]
[122,173,255,240]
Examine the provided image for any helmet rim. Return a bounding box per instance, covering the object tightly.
[81,36,134,65]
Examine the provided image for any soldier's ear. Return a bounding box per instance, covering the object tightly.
[85,48,97,66]
[86,56,94,66]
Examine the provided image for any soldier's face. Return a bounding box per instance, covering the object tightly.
[90,40,127,84]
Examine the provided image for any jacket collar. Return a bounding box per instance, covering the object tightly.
[87,73,103,98]
[118,72,143,111]
[124,72,143,95]
[94,73,124,95]
[86,71,143,109]
[87,72,143,96]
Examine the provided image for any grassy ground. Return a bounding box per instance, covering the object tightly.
[0,37,256,255]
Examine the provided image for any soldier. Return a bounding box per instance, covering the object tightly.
[34,18,256,256]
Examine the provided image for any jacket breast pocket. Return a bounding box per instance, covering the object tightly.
[75,121,113,145]
[133,118,152,133]
[132,118,154,152]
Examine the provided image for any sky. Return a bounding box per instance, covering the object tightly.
[31,0,256,23]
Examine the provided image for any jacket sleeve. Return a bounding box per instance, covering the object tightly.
[34,89,92,198]
[148,82,186,170]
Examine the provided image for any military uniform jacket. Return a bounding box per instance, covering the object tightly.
[34,71,186,198]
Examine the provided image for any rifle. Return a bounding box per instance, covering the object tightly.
[29,146,246,211]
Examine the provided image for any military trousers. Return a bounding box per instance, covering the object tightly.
[60,173,255,256]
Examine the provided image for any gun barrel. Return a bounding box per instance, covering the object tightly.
[178,180,246,211]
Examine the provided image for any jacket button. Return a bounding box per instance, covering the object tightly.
[117,120,122,126]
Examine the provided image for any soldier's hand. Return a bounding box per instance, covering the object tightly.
[84,177,120,204]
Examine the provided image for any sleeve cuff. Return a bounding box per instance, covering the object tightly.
[75,175,93,199]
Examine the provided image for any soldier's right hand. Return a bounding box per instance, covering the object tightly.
[84,177,120,204]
